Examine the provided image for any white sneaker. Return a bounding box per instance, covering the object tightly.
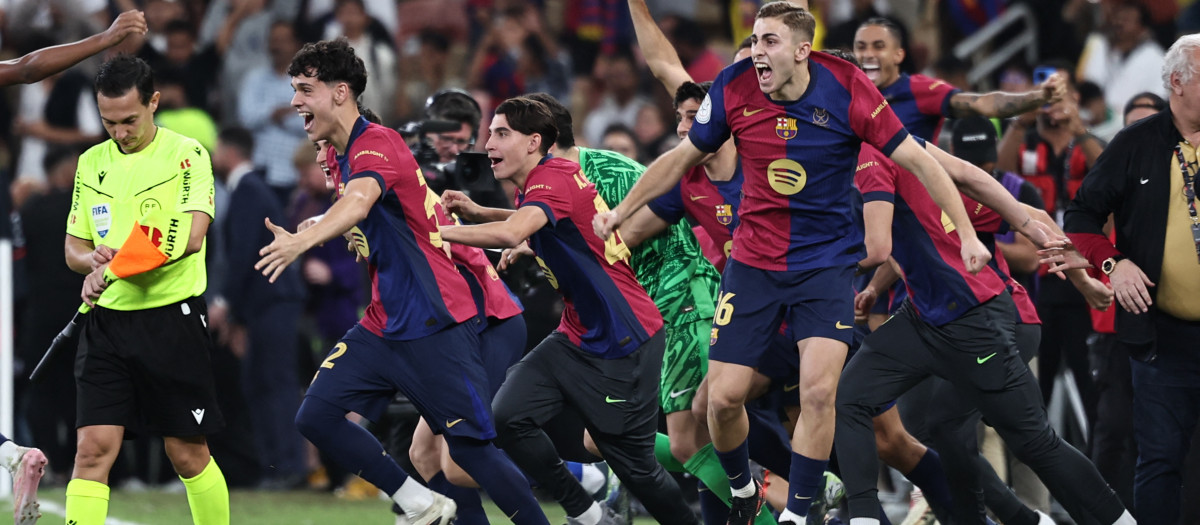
[1036,510,1055,525]
[407,492,457,525]
[10,447,46,525]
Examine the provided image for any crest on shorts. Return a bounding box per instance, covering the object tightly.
[709,328,719,346]
[776,117,797,140]
[92,203,112,238]
[715,204,733,225]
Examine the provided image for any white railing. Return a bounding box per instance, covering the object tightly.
[953,4,1039,88]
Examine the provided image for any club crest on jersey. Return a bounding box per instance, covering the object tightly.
[715,204,733,225]
[812,108,830,128]
[775,117,798,140]
[92,203,112,238]
[767,159,807,195]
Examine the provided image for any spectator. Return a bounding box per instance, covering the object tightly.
[199,0,298,123]
[1078,80,1123,142]
[668,17,724,83]
[14,54,105,181]
[238,19,306,205]
[138,19,222,115]
[1078,1,1166,127]
[582,51,650,146]
[395,30,462,122]
[212,126,307,490]
[424,88,482,168]
[600,123,641,163]
[518,33,572,105]
[154,72,218,154]
[325,0,396,123]
[1059,33,1200,525]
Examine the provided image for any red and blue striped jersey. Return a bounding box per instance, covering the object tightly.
[328,117,476,340]
[647,164,743,272]
[517,157,663,358]
[426,188,524,323]
[880,73,960,143]
[855,146,1008,326]
[688,51,909,271]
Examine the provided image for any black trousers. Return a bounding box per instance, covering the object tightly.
[836,293,1125,525]
[491,331,697,525]
[1087,332,1135,509]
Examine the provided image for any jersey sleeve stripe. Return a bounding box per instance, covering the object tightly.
[880,128,911,157]
[939,88,962,118]
[862,191,895,203]
[521,201,558,227]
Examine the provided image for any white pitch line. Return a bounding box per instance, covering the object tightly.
[33,499,150,525]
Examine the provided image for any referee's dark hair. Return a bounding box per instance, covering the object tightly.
[217,127,255,161]
[524,93,574,149]
[287,37,368,100]
[95,54,155,106]
[495,96,558,156]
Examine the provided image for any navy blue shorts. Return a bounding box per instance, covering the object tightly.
[709,260,856,368]
[480,315,526,397]
[305,321,495,439]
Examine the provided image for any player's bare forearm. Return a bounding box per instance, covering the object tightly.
[892,138,977,238]
[442,206,548,249]
[613,138,704,222]
[296,179,379,250]
[618,206,670,248]
[628,0,692,95]
[0,10,145,86]
[926,144,1034,231]
[866,257,901,293]
[949,90,1043,118]
[859,201,894,269]
[472,206,517,223]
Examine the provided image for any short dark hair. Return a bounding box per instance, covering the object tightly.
[1123,92,1166,119]
[822,48,860,68]
[426,89,482,134]
[1077,80,1104,105]
[602,123,637,141]
[287,38,368,99]
[494,97,558,155]
[673,81,712,110]
[738,36,752,53]
[671,18,707,50]
[163,19,197,39]
[95,55,156,105]
[756,2,815,43]
[859,17,906,49]
[218,126,255,159]
[524,93,574,149]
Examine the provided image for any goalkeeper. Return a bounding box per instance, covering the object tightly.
[63,55,227,525]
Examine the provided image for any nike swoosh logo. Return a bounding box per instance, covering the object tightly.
[507,511,519,519]
[446,418,464,428]
[1140,178,1150,184]
[977,352,998,364]
[783,383,800,392]
[690,195,709,201]
[835,321,853,329]
[743,107,765,117]
[605,396,626,404]
[729,473,743,481]
[794,494,812,500]
[669,387,695,399]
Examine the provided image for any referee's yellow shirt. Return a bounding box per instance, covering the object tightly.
[67,126,214,311]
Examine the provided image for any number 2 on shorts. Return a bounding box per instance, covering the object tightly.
[312,342,349,382]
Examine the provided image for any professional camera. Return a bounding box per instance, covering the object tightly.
[397,120,510,210]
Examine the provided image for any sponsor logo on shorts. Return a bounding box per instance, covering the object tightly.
[192,408,205,424]
[446,419,464,428]
[977,352,998,365]
[783,383,800,392]
[604,396,626,404]
[835,321,853,330]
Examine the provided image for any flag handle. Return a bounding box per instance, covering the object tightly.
[29,307,89,382]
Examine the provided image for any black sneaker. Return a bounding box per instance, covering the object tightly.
[728,479,766,525]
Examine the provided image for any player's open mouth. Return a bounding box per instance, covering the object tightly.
[862,63,880,82]
[755,62,772,84]
[300,111,315,131]
[489,155,503,168]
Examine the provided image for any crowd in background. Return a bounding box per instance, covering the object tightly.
[3,0,1197,519]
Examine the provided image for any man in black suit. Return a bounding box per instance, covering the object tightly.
[211,126,307,489]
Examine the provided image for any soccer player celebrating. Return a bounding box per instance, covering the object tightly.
[439,96,697,525]
[595,3,992,524]
[853,17,1067,141]
[65,55,225,525]
[2,10,146,524]
[255,39,547,525]
[840,143,1135,525]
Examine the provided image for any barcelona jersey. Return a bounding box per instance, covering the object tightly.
[517,156,663,358]
[688,51,909,271]
[881,73,960,144]
[327,117,476,340]
[648,164,744,272]
[855,146,1008,326]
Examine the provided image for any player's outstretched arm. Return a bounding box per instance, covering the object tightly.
[443,189,515,223]
[0,10,146,86]
[628,0,693,96]
[257,177,380,282]
[922,143,1055,248]
[947,72,1066,119]
[595,137,706,238]
[616,206,671,248]
[441,206,549,249]
[889,136,991,272]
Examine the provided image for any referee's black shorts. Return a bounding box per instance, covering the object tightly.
[76,296,225,437]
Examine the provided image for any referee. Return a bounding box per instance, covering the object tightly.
[63,55,227,525]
